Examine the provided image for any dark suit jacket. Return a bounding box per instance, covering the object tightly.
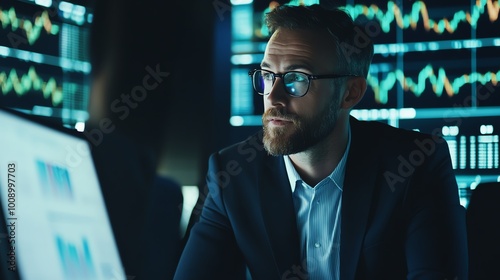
[174,117,468,280]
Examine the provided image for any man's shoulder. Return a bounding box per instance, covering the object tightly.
[351,117,451,162]
[351,117,443,144]
[215,130,267,161]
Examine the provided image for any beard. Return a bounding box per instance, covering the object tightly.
[262,95,340,156]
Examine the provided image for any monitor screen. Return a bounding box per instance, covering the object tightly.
[0,0,94,129]
[0,108,125,280]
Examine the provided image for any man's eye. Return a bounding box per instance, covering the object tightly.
[288,73,307,83]
[262,73,273,80]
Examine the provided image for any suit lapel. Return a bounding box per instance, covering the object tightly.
[340,118,380,280]
[256,118,380,279]
[259,154,301,277]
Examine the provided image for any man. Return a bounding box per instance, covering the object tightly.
[174,4,467,280]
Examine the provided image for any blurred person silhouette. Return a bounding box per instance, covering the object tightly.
[86,0,192,278]
[174,4,468,280]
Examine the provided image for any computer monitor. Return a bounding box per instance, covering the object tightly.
[0,0,94,128]
[0,107,126,280]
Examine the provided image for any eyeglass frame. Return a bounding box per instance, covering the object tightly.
[248,69,357,97]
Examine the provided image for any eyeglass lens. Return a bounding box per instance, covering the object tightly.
[252,70,309,97]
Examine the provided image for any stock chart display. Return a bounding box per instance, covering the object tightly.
[0,0,94,128]
[229,0,500,205]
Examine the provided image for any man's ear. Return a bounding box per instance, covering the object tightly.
[340,76,367,109]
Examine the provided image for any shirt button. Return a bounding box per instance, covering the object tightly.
[316,200,320,204]
[314,242,321,248]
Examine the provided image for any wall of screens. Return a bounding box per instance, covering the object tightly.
[0,0,94,128]
[229,0,500,206]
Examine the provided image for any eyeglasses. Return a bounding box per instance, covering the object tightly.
[249,69,356,97]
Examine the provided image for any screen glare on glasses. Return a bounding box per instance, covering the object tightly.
[249,69,356,97]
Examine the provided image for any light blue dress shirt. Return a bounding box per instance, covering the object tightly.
[284,129,351,280]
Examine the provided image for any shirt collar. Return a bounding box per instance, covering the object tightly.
[284,125,351,192]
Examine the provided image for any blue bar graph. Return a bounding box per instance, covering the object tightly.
[55,235,96,279]
[36,160,73,199]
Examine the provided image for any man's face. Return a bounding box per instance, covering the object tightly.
[261,28,344,156]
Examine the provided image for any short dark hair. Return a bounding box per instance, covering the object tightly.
[265,4,374,78]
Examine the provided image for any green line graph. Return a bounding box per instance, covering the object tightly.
[0,7,60,45]
[368,65,499,104]
[344,0,499,34]
[0,67,63,106]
